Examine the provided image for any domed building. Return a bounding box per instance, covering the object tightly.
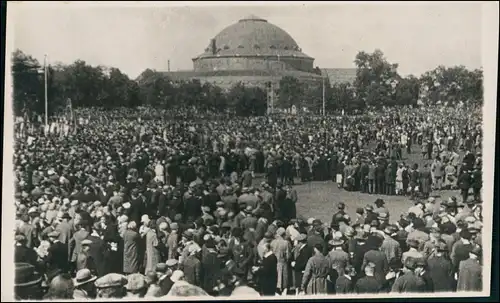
[139,15,356,109]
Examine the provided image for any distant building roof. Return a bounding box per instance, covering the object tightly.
[321,68,357,85]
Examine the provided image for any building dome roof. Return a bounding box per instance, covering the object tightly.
[195,15,312,59]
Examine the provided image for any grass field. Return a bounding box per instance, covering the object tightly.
[257,145,462,224]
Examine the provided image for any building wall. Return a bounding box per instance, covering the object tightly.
[193,56,313,72]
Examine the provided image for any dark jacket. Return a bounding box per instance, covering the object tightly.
[354,275,382,294]
[46,241,69,273]
[294,244,313,272]
[427,256,455,292]
[201,249,222,293]
[258,253,278,296]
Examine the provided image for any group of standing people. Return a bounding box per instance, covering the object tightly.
[12,104,484,299]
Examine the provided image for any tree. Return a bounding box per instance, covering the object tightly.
[353,49,400,108]
[394,75,420,106]
[227,82,267,116]
[329,83,357,111]
[419,65,483,106]
[11,50,44,117]
[278,76,304,108]
[138,74,175,108]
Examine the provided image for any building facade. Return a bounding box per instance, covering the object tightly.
[138,15,356,108]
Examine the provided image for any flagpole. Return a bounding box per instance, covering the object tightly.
[322,76,326,116]
[44,54,48,127]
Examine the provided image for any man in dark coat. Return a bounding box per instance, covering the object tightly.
[335,264,356,294]
[291,234,312,293]
[201,239,222,295]
[457,170,471,204]
[391,257,426,293]
[255,242,278,296]
[14,234,39,268]
[427,242,455,292]
[126,189,145,226]
[85,228,109,277]
[362,236,389,284]
[46,231,70,274]
[354,262,382,294]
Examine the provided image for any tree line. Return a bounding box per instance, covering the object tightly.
[11,49,483,118]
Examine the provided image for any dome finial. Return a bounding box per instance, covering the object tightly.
[239,15,267,22]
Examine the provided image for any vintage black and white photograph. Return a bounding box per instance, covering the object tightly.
[2,1,498,301]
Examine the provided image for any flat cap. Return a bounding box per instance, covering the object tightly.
[48,230,60,238]
[166,259,179,267]
[95,273,127,289]
[126,273,146,291]
[155,263,168,273]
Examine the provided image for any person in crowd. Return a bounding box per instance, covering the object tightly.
[456,245,482,292]
[254,242,278,296]
[73,268,98,299]
[95,273,128,299]
[391,257,425,293]
[354,262,382,294]
[11,105,484,298]
[300,243,329,295]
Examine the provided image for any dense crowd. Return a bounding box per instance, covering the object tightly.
[12,105,484,299]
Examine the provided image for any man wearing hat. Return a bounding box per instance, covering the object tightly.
[457,245,482,291]
[155,260,177,295]
[182,243,202,287]
[373,199,389,216]
[351,232,369,279]
[16,213,36,249]
[73,268,98,299]
[94,273,128,298]
[76,239,97,273]
[55,212,72,248]
[240,205,258,230]
[402,238,424,264]
[354,262,383,294]
[331,202,347,227]
[270,227,291,295]
[380,225,401,264]
[15,233,39,267]
[364,205,378,225]
[421,226,441,260]
[391,257,425,292]
[14,262,44,300]
[290,233,311,294]
[125,273,148,298]
[46,230,70,274]
[426,242,455,292]
[450,229,475,272]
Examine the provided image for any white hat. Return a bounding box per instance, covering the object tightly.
[123,202,131,209]
[141,214,150,223]
[47,170,55,176]
[170,270,184,282]
[62,198,70,204]
[28,207,38,214]
[118,215,129,223]
[37,198,45,204]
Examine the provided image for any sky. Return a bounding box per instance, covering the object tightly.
[9,1,484,79]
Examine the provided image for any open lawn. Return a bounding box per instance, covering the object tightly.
[293,180,459,224]
[255,144,464,224]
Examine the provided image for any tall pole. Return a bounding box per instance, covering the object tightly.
[270,82,274,114]
[322,76,326,116]
[44,54,48,127]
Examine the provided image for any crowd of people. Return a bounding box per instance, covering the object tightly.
[12,105,484,299]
